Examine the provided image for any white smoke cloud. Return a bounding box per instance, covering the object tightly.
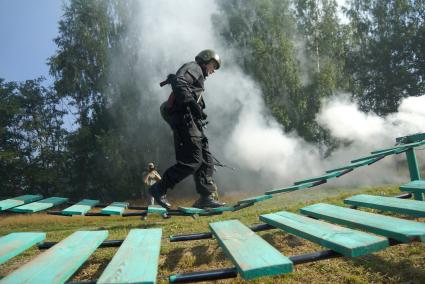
[315,94,425,186]
[317,94,425,146]
[130,0,425,194]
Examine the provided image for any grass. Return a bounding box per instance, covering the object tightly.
[1,184,425,283]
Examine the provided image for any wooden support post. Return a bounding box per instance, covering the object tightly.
[405,148,423,200]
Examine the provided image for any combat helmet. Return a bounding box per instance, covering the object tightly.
[195,49,221,69]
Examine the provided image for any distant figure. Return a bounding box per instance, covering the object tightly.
[149,49,226,209]
[143,162,161,206]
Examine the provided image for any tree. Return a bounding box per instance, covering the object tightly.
[345,0,425,114]
[0,78,67,196]
[214,0,304,133]
[49,0,114,198]
[49,0,172,199]
[295,0,350,143]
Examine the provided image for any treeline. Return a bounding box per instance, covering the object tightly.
[1,0,424,199]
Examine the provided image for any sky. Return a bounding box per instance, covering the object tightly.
[0,0,63,83]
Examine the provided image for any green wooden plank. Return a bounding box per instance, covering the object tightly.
[62,199,100,216]
[300,203,425,243]
[147,205,168,214]
[371,141,425,154]
[207,206,235,213]
[237,194,272,204]
[265,182,314,195]
[178,207,207,214]
[0,195,43,211]
[0,230,108,284]
[350,147,407,164]
[209,220,293,280]
[396,133,425,144]
[10,197,69,213]
[0,232,46,265]
[101,202,129,215]
[400,180,425,194]
[98,229,162,284]
[344,194,425,217]
[294,171,344,185]
[326,158,379,173]
[260,211,388,257]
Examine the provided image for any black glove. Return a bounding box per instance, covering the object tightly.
[188,100,204,119]
[201,110,207,120]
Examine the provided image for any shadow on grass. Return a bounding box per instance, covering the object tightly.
[191,245,214,266]
[163,247,185,271]
[97,222,160,231]
[262,231,304,249]
[350,253,425,282]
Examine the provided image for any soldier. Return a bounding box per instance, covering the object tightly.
[143,162,161,205]
[150,49,225,209]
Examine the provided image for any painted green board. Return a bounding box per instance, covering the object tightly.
[0,230,108,284]
[265,182,314,195]
[300,203,425,243]
[0,232,46,265]
[10,197,69,213]
[344,194,425,217]
[209,220,293,280]
[178,207,207,214]
[294,171,343,185]
[148,205,168,214]
[371,141,424,154]
[101,202,129,215]
[62,199,100,215]
[207,206,235,213]
[237,194,272,204]
[396,133,425,144]
[98,229,162,284]
[260,211,388,257]
[400,180,425,194]
[0,195,43,211]
[350,148,405,164]
[326,158,379,173]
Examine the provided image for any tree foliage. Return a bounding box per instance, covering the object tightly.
[0,78,67,196]
[345,0,425,114]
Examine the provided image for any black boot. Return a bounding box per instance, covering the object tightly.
[195,195,226,209]
[148,182,172,210]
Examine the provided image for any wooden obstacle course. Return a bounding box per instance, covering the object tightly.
[2,133,425,219]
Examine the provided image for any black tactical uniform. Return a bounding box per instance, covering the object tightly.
[150,50,225,209]
[164,61,216,196]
